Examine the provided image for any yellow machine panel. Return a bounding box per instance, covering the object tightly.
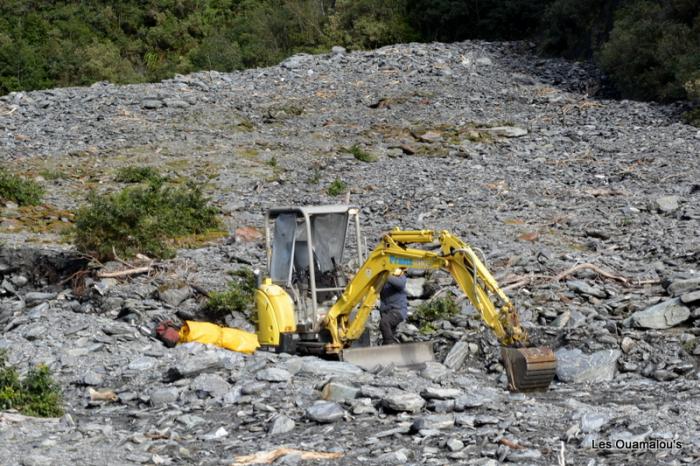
[255,278,296,346]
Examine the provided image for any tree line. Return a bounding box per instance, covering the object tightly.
[1,0,698,105]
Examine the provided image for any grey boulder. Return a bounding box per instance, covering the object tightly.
[555,348,621,383]
[306,401,345,423]
[630,298,690,329]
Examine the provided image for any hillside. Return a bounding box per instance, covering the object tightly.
[0,42,699,465]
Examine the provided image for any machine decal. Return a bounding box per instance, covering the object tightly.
[389,255,412,266]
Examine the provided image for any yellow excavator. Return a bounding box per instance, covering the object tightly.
[254,205,556,391]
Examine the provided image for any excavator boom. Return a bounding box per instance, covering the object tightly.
[322,229,556,391]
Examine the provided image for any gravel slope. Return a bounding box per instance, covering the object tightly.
[0,41,699,466]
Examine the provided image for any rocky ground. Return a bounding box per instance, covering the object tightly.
[0,41,699,465]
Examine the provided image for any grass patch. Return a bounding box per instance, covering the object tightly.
[205,269,256,318]
[347,145,375,162]
[410,296,460,335]
[0,350,63,417]
[265,104,304,120]
[0,169,44,206]
[73,179,221,260]
[3,205,74,235]
[327,178,347,196]
[38,169,68,181]
[266,156,278,167]
[172,230,228,249]
[114,166,164,184]
[307,168,321,184]
[682,338,697,354]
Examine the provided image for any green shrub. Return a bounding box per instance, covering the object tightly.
[327,0,418,49]
[327,178,347,196]
[410,296,460,334]
[38,169,68,180]
[114,166,164,184]
[0,169,44,206]
[598,1,698,101]
[206,269,256,317]
[0,350,63,417]
[348,144,375,162]
[538,0,611,58]
[682,107,700,127]
[74,179,221,260]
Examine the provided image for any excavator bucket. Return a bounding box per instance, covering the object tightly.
[501,347,557,392]
[340,341,435,370]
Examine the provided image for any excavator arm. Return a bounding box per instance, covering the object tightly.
[323,229,556,391]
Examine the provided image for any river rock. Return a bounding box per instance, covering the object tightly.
[268,414,295,435]
[322,381,360,402]
[555,348,621,383]
[443,340,470,370]
[630,298,690,329]
[256,367,292,382]
[654,195,679,213]
[382,390,426,413]
[668,277,700,297]
[306,401,345,423]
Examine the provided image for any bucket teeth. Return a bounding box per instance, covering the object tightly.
[502,347,557,392]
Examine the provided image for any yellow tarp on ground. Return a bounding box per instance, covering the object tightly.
[178,321,259,354]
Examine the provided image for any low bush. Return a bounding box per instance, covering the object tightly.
[73,179,221,260]
[348,145,375,162]
[206,269,257,318]
[0,350,63,417]
[327,178,347,196]
[114,166,164,184]
[410,295,460,334]
[0,169,44,206]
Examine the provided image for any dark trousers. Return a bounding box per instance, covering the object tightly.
[380,309,403,345]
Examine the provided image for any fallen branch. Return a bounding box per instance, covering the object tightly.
[232,448,343,465]
[633,278,662,286]
[111,246,134,269]
[97,266,151,279]
[552,263,629,285]
[502,277,534,291]
[498,438,524,450]
[0,106,17,116]
[88,388,118,402]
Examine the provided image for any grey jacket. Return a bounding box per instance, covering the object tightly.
[379,275,408,320]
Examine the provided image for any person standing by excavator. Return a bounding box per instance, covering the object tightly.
[379,267,408,345]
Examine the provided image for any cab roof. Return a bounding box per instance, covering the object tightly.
[267,205,358,219]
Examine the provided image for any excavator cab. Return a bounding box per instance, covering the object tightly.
[259,205,435,366]
[261,205,367,352]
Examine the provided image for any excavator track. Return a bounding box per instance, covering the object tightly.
[501,347,557,391]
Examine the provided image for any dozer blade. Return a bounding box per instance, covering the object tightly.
[501,347,557,392]
[340,341,435,370]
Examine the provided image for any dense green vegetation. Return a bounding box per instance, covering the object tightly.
[73,178,221,260]
[0,350,63,417]
[0,169,44,206]
[114,166,165,184]
[0,1,698,106]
